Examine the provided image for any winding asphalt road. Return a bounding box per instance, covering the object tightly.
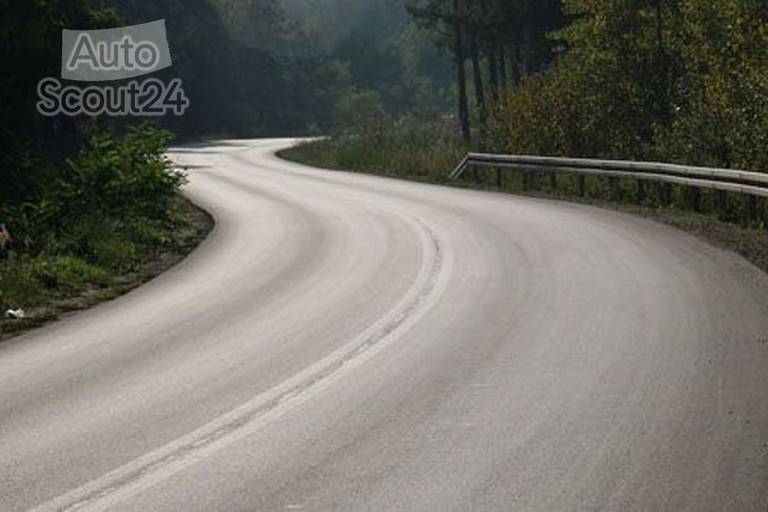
[1,139,767,511]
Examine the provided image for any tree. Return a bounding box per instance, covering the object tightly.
[0,0,117,208]
[407,0,566,143]
[407,0,472,142]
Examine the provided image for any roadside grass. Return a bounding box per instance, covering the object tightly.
[0,255,109,309]
[0,195,212,340]
[0,125,215,340]
[278,127,768,276]
[280,120,466,183]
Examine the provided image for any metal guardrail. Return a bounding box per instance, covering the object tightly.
[450,153,768,199]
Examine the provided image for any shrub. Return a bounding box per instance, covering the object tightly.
[287,116,466,181]
[4,124,185,262]
[489,0,768,173]
[0,124,189,311]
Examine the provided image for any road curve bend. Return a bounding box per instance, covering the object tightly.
[1,139,767,511]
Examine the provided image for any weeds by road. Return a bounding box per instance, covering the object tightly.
[0,197,212,341]
[0,126,214,341]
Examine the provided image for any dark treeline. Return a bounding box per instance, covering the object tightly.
[407,0,566,143]
[99,0,451,135]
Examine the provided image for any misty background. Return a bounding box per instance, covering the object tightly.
[99,0,455,135]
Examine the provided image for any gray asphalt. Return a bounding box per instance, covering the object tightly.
[2,139,767,511]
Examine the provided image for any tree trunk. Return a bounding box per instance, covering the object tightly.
[498,45,508,94]
[520,28,530,79]
[454,0,471,143]
[654,0,668,122]
[512,39,523,84]
[470,31,487,127]
[655,0,664,53]
[488,49,499,104]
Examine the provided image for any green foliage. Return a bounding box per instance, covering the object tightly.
[290,0,767,230]
[283,116,466,181]
[488,0,768,174]
[658,1,768,170]
[0,255,109,310]
[0,125,189,310]
[334,90,387,135]
[0,0,121,209]
[4,125,184,260]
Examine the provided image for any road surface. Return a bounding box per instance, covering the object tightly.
[1,139,767,511]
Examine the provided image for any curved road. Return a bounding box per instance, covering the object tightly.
[1,139,767,511]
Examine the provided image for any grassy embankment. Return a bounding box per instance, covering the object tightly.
[0,126,212,340]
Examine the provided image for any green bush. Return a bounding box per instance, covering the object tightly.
[297,116,466,181]
[488,0,768,173]
[334,90,387,136]
[3,125,185,261]
[0,124,189,311]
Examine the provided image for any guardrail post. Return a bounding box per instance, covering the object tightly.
[662,183,673,206]
[578,176,586,197]
[718,191,729,220]
[609,177,620,201]
[636,181,647,204]
[745,195,758,224]
[549,173,557,194]
[690,188,702,212]
[496,167,503,190]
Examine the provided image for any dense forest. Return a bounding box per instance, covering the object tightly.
[376,0,768,170]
